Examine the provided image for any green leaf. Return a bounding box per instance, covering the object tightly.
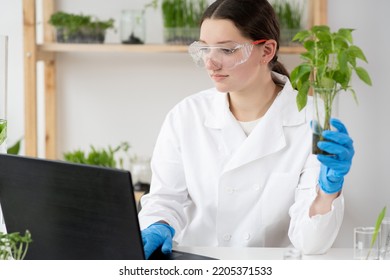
[319,76,335,89]
[312,25,330,34]
[290,63,311,88]
[316,30,332,43]
[7,139,22,155]
[337,28,354,44]
[338,50,349,73]
[292,30,310,42]
[355,66,372,86]
[349,88,359,105]
[348,45,368,62]
[296,80,310,111]
[333,70,348,88]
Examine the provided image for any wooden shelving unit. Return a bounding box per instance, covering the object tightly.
[23,0,327,159]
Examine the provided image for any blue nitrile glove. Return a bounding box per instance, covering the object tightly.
[316,118,355,194]
[141,222,175,259]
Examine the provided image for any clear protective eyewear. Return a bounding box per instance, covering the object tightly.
[188,39,267,69]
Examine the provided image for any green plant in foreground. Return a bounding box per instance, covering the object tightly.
[63,141,131,169]
[290,25,372,153]
[366,206,387,259]
[0,230,32,260]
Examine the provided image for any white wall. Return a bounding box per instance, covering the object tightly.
[0,0,389,247]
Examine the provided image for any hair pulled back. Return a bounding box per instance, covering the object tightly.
[200,0,289,77]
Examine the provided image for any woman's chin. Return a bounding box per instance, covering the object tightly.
[213,83,230,93]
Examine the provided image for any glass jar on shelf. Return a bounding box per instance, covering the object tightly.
[120,10,145,44]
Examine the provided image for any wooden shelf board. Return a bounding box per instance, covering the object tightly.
[37,43,305,55]
[38,43,189,53]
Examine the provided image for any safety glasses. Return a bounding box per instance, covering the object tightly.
[188,39,267,69]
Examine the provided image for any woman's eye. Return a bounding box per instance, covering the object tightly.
[199,47,210,53]
[220,48,236,54]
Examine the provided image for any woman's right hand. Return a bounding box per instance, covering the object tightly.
[141,222,175,259]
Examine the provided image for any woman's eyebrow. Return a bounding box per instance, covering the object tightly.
[198,39,236,44]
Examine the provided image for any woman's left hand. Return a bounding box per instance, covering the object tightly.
[317,118,355,194]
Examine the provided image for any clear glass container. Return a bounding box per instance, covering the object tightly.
[380,217,390,260]
[120,10,145,44]
[163,27,200,45]
[354,226,380,260]
[130,157,151,192]
[312,87,338,155]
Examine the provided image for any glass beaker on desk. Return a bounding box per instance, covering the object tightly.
[354,226,380,260]
[380,217,390,260]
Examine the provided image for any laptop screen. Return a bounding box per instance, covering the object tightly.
[0,154,145,260]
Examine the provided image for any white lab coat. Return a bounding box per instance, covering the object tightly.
[139,73,344,254]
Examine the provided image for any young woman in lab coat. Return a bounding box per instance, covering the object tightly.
[139,0,354,259]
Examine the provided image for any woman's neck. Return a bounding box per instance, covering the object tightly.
[228,79,281,122]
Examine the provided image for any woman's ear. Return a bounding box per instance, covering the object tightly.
[261,39,277,64]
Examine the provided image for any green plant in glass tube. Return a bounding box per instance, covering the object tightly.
[290,25,372,154]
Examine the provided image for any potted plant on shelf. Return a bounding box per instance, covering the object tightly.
[63,141,131,169]
[149,0,207,45]
[290,25,372,154]
[63,142,150,194]
[48,11,115,44]
[271,0,304,46]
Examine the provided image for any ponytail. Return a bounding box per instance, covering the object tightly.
[271,58,289,78]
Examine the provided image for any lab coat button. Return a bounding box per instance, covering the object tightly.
[243,233,251,240]
[226,187,234,194]
[252,184,260,191]
[223,234,231,241]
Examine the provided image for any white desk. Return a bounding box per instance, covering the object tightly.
[175,246,354,260]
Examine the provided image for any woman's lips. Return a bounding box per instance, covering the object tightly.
[211,74,228,82]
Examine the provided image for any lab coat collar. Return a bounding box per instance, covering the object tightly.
[204,74,307,173]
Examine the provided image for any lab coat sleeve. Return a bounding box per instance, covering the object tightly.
[138,108,189,237]
[288,154,344,254]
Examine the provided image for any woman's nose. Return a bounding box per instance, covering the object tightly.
[205,57,221,70]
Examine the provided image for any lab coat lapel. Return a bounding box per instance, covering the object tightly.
[203,83,306,174]
[222,79,307,173]
[204,91,247,156]
[222,95,286,173]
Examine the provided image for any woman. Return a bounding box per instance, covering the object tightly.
[139,0,354,259]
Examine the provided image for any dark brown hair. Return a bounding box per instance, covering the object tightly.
[200,0,289,77]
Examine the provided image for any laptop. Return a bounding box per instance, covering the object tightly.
[0,154,216,260]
